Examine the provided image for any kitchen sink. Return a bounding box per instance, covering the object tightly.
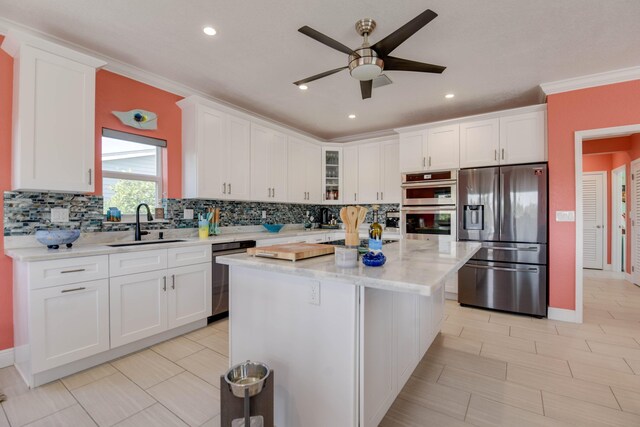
[107,239,186,247]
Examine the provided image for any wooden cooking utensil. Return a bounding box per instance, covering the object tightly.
[340,207,349,232]
[357,206,367,228]
[347,206,359,231]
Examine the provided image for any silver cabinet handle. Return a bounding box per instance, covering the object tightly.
[273,187,275,198]
[163,276,167,292]
[381,192,384,200]
[466,264,539,273]
[428,156,431,167]
[501,148,505,160]
[171,274,175,290]
[494,150,497,161]
[61,287,86,293]
[223,183,227,194]
[354,193,357,201]
[88,169,92,185]
[61,268,86,274]
[423,157,426,168]
[228,183,231,194]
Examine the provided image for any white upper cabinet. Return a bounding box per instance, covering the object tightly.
[426,125,459,171]
[2,30,106,193]
[287,137,321,204]
[399,125,459,173]
[499,110,546,165]
[343,146,359,204]
[381,140,401,204]
[459,118,500,168]
[322,148,343,204]
[178,96,251,200]
[251,123,288,202]
[399,131,425,173]
[355,139,400,204]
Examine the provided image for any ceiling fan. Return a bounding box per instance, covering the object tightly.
[293,9,446,100]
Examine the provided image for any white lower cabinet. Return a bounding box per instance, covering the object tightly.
[31,279,110,372]
[168,263,212,328]
[110,270,168,348]
[110,249,212,348]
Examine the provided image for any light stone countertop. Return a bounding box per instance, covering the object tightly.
[4,228,345,262]
[217,239,481,296]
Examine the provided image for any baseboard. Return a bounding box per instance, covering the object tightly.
[0,347,14,368]
[547,307,579,323]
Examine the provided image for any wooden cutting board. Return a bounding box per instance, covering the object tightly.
[247,243,335,262]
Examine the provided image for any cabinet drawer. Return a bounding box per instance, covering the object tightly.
[168,245,212,268]
[110,249,168,277]
[29,255,109,290]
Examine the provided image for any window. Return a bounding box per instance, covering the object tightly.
[101,129,166,215]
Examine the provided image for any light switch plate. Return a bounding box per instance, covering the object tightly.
[555,211,575,222]
[184,208,194,220]
[309,281,320,305]
[50,208,69,223]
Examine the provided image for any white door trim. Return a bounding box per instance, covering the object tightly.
[611,165,626,273]
[574,124,640,324]
[582,171,607,270]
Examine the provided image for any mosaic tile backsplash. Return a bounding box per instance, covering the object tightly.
[4,191,399,236]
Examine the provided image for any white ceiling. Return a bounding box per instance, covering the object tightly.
[0,0,639,140]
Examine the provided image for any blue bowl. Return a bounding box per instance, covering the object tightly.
[262,224,284,233]
[35,230,80,249]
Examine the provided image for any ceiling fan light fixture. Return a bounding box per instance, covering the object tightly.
[349,48,384,81]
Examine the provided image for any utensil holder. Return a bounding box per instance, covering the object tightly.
[345,232,360,247]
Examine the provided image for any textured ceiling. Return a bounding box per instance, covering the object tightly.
[0,0,639,140]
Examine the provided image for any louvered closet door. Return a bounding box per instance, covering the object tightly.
[583,173,605,270]
[632,161,640,284]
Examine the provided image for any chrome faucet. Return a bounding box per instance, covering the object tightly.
[135,203,154,241]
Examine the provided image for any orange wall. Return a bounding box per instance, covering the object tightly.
[0,63,184,350]
[582,154,612,265]
[583,136,631,155]
[95,71,183,198]
[0,36,13,351]
[548,79,640,310]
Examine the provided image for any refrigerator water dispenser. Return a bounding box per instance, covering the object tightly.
[463,205,483,230]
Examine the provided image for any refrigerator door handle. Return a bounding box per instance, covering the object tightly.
[485,246,539,252]
[466,264,539,273]
[499,172,505,237]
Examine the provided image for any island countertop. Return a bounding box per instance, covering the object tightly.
[217,239,481,296]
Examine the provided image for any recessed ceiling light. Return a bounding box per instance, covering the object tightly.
[445,93,455,99]
[203,26,217,36]
[298,84,308,90]
[348,114,356,119]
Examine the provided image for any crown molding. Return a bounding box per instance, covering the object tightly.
[540,66,640,95]
[0,16,324,143]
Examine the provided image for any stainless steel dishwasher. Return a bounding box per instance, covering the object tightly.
[209,240,256,322]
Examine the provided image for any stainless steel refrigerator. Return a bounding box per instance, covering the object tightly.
[457,163,548,317]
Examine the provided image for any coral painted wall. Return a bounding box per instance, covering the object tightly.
[95,71,183,198]
[548,79,640,310]
[0,36,13,351]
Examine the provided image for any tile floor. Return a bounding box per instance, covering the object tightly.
[1,271,639,426]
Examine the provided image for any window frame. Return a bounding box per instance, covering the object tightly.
[101,128,166,217]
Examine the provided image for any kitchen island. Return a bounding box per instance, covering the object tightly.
[217,239,480,427]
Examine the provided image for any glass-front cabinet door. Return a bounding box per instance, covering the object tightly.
[322,148,342,204]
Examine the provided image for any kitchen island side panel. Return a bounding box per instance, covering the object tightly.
[229,266,359,427]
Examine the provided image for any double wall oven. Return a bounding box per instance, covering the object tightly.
[401,170,457,241]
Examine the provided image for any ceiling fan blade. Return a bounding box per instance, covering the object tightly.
[360,80,372,99]
[372,9,438,57]
[384,56,446,73]
[293,66,348,86]
[298,26,356,56]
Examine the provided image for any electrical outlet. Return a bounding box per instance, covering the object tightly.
[309,281,320,305]
[555,211,575,222]
[50,208,69,223]
[262,210,267,219]
[184,208,194,220]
